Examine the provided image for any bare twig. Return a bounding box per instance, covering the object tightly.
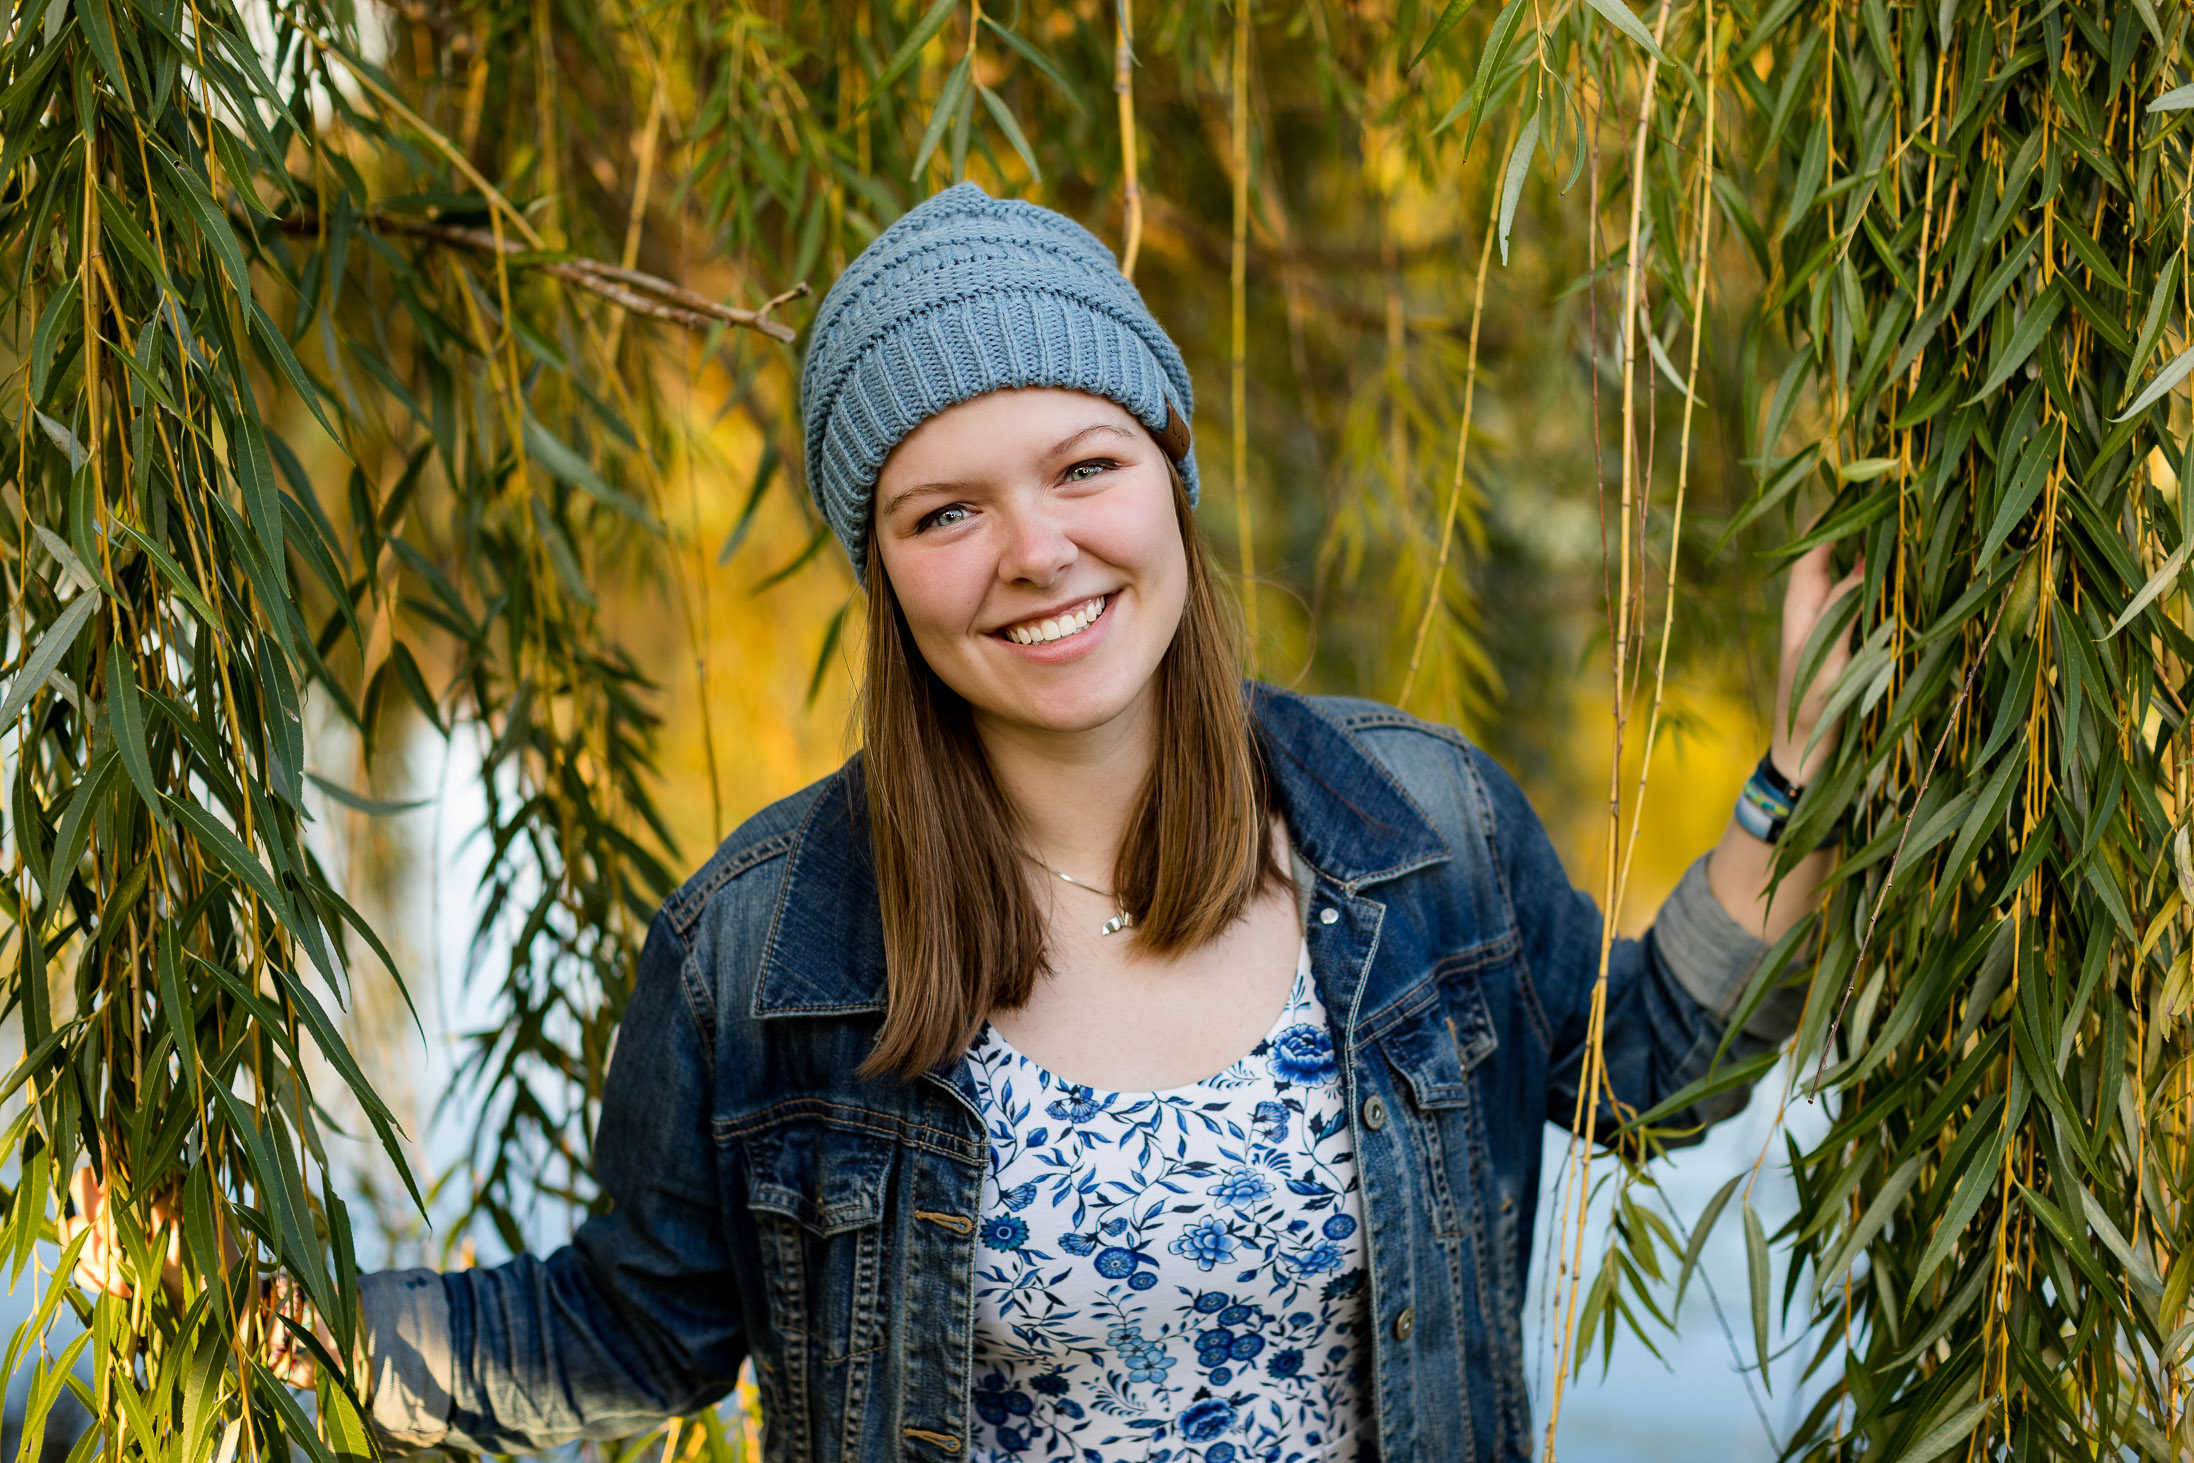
[277,212,806,343]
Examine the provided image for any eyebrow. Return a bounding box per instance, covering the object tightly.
[880,422,1137,516]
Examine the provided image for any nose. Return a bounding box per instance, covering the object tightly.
[994,496,1077,587]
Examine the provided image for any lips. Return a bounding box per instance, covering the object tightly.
[998,594,1109,645]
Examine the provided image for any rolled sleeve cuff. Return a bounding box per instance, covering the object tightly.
[1654,852,1801,1042]
[359,1268,453,1453]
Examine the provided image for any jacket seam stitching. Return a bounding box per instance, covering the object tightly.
[1461,747,1557,1053]
[1292,695,1455,878]
[713,1102,984,1162]
[667,830,797,938]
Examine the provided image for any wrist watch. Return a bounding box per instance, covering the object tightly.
[1733,751,1805,844]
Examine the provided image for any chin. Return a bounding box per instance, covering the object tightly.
[979,675,1151,737]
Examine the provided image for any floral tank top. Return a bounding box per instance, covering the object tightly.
[963,938,1371,1463]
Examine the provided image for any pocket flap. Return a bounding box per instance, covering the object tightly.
[1376,967,1497,1110]
[742,1123,896,1235]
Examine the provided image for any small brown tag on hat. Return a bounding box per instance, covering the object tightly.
[1154,399,1192,462]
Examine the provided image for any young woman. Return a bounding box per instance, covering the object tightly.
[73,183,1859,1462]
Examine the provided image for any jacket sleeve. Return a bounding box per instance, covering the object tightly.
[1466,746,1807,1141]
[357,910,747,1454]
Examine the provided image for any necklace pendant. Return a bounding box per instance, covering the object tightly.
[1100,910,1135,936]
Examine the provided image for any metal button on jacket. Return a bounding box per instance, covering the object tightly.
[1319,907,1340,925]
[1361,1096,1388,1130]
[1393,1307,1416,1341]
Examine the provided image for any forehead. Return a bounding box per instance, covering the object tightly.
[881,388,1138,477]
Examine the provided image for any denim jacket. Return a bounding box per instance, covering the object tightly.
[359,686,1794,1462]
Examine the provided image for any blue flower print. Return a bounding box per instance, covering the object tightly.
[1208,1167,1273,1209]
[1046,1087,1102,1123]
[1094,1246,1141,1278]
[1125,1346,1175,1385]
[974,1373,1035,1426]
[981,1214,1029,1251]
[1180,1399,1237,1441]
[1168,1216,1238,1270]
[1268,1024,1338,1086]
[964,940,1366,1458]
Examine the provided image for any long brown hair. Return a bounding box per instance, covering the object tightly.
[858,462,1283,1080]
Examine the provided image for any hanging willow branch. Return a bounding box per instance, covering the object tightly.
[1502,0,2194,1457]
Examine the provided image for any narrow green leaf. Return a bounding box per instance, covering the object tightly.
[110,519,217,624]
[305,773,426,815]
[2149,83,2194,112]
[1900,1396,1995,1463]
[105,637,167,826]
[978,16,1084,112]
[1410,0,1480,68]
[28,281,78,404]
[1743,1201,1771,1383]
[0,590,100,727]
[2114,343,2194,423]
[522,412,655,526]
[1675,1174,1742,1309]
[975,82,1042,183]
[873,0,960,96]
[911,52,974,180]
[1815,1155,1923,1297]
[1963,283,2064,404]
[1496,108,1539,266]
[1581,0,1669,63]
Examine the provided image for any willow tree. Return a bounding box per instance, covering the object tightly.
[2,0,2188,1461]
[1508,1,2194,1458]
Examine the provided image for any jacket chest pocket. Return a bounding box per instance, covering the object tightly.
[1374,959,1499,1239]
[738,1121,897,1364]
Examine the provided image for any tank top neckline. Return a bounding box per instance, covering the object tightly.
[971,935,1314,1101]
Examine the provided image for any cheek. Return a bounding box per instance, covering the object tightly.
[875,551,981,659]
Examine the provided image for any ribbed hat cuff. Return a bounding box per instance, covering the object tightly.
[814,292,1201,583]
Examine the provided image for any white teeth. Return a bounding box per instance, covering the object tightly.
[1005,596,1106,645]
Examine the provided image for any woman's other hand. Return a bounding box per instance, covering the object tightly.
[61,1167,330,1388]
[1773,543,1867,783]
[59,1166,183,1300]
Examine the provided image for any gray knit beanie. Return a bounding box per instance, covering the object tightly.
[798,182,1199,581]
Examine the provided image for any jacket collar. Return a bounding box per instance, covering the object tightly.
[751,684,1450,1019]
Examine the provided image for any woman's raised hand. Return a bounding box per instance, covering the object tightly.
[1773,542,1868,784]
[60,1167,328,1387]
[59,1166,183,1300]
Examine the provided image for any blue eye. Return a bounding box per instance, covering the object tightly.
[917,504,971,532]
[1064,459,1117,483]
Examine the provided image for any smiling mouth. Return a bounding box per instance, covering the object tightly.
[999,594,1110,645]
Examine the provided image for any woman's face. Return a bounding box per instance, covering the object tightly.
[872,387,1188,740]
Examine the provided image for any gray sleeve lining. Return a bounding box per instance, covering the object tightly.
[1654,852,1803,1042]
[357,1268,453,1453]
